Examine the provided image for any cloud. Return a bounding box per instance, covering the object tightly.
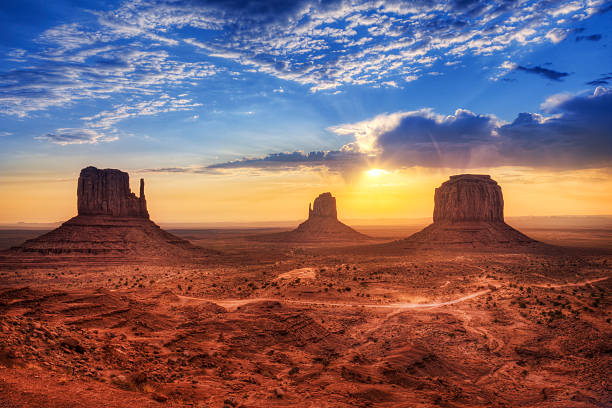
[81,96,202,129]
[1,0,608,149]
[142,167,193,173]
[0,131,12,137]
[587,73,612,86]
[202,87,612,172]
[2,0,604,115]
[0,49,217,118]
[515,65,570,81]
[35,128,117,145]
[374,108,502,168]
[205,149,367,173]
[496,87,612,168]
[575,33,602,41]
[545,28,570,43]
[373,87,612,169]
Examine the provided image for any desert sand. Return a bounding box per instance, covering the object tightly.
[0,169,610,407]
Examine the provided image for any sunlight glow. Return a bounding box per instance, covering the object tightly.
[365,168,389,178]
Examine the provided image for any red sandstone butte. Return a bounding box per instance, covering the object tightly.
[255,192,369,242]
[404,174,535,247]
[10,166,200,258]
[77,166,149,218]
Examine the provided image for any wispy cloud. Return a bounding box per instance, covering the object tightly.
[587,73,612,86]
[1,0,605,117]
[0,48,217,118]
[35,128,117,145]
[82,95,202,129]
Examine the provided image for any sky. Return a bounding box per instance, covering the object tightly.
[0,0,611,224]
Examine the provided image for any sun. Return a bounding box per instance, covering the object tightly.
[365,168,389,178]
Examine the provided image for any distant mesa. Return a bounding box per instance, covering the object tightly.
[403,174,536,247]
[9,166,202,259]
[254,192,369,242]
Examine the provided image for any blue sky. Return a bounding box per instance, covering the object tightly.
[0,1,611,222]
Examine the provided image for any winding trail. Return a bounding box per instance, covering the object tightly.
[531,276,608,288]
[177,277,609,311]
[178,289,491,311]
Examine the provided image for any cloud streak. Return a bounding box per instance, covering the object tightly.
[515,65,570,81]
[35,128,117,145]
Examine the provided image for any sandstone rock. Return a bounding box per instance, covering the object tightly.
[309,192,337,219]
[60,336,85,354]
[433,175,503,223]
[404,174,535,247]
[254,192,368,242]
[78,167,148,218]
[9,166,205,260]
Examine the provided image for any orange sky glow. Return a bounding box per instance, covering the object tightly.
[1,166,611,225]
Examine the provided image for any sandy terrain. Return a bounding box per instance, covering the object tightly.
[0,226,610,407]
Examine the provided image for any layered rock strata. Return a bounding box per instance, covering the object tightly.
[404,174,535,247]
[9,167,201,259]
[77,167,148,218]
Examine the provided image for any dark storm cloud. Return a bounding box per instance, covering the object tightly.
[576,34,602,41]
[515,65,570,81]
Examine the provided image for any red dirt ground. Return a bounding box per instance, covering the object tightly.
[0,226,610,407]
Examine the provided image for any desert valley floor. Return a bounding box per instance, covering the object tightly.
[0,225,610,408]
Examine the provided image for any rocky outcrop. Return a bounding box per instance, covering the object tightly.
[8,166,204,260]
[404,174,535,247]
[253,192,369,242]
[433,175,503,223]
[77,167,148,218]
[309,193,337,219]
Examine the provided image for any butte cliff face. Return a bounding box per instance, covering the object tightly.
[433,175,503,223]
[10,166,202,259]
[77,166,148,218]
[404,174,535,247]
[308,192,338,220]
